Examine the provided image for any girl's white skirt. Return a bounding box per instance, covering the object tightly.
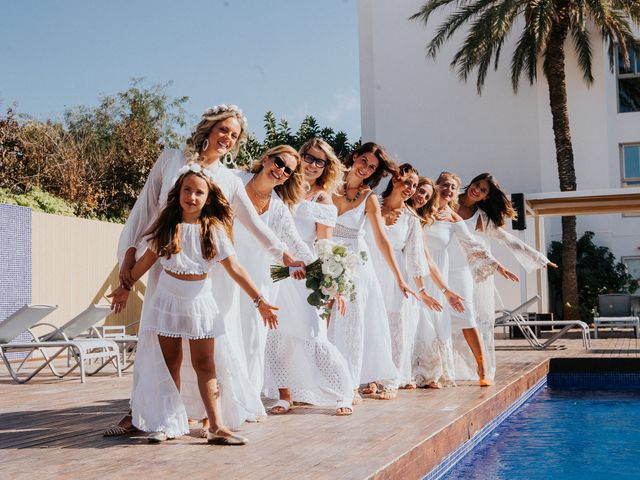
[140,271,224,339]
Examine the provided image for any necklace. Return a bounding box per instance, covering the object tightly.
[435,207,449,220]
[343,184,363,203]
[248,177,271,214]
[381,200,403,226]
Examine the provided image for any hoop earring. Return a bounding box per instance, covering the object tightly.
[202,139,209,152]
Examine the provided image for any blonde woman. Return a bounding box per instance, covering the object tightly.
[232,145,315,399]
[104,105,303,437]
[264,138,355,416]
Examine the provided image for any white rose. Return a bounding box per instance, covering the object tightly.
[321,258,344,277]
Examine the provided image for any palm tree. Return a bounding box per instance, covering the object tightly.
[412,0,639,319]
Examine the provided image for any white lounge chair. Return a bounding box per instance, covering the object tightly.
[593,294,640,339]
[495,296,591,350]
[0,304,121,383]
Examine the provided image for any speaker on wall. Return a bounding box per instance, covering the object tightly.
[511,193,526,230]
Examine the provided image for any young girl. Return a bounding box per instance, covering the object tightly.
[109,165,278,445]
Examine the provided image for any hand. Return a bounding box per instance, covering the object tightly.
[444,289,465,313]
[290,266,306,280]
[335,293,347,316]
[547,262,558,269]
[282,251,304,268]
[119,249,137,289]
[107,286,130,314]
[398,280,417,299]
[419,291,443,312]
[497,265,519,282]
[258,300,279,329]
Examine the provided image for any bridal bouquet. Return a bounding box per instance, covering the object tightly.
[270,239,367,318]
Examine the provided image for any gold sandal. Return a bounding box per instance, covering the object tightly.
[207,429,248,446]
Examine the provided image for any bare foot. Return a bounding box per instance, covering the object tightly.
[352,392,363,405]
[335,406,353,416]
[427,381,442,389]
[360,382,379,395]
[400,383,416,390]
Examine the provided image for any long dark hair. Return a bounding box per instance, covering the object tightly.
[381,163,419,198]
[462,173,516,227]
[343,142,397,189]
[145,171,234,260]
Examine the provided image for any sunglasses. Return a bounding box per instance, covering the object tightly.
[272,156,294,177]
[302,153,328,169]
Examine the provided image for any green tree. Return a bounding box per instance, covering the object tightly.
[235,112,358,167]
[412,0,640,318]
[547,231,639,321]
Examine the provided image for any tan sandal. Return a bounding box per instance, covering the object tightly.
[360,382,379,395]
[270,399,292,415]
[335,401,353,416]
[207,429,248,446]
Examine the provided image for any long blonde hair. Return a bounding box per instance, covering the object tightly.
[299,138,344,195]
[407,176,439,227]
[184,105,248,162]
[249,145,304,208]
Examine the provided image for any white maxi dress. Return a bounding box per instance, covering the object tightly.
[263,195,354,408]
[366,208,426,386]
[117,149,285,432]
[328,192,400,389]
[232,171,315,398]
[451,209,550,381]
[412,220,497,387]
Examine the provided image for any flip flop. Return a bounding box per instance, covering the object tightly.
[270,399,292,415]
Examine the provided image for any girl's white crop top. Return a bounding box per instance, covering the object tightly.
[152,223,235,275]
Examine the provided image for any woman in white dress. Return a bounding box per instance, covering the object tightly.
[230,145,315,402]
[434,172,517,386]
[452,173,556,381]
[329,142,415,401]
[264,138,355,416]
[104,105,303,436]
[367,164,443,389]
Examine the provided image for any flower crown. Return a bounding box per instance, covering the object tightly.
[202,104,248,130]
[177,162,215,181]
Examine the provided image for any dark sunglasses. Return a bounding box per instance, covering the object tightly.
[272,156,294,177]
[302,153,328,169]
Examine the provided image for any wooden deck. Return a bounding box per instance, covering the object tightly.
[1,332,638,480]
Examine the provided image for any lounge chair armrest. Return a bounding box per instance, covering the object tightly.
[98,325,127,338]
[29,322,70,342]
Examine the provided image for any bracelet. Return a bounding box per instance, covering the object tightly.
[253,295,264,308]
[120,284,131,292]
[418,287,426,294]
[441,286,448,294]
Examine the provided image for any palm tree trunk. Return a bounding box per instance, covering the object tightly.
[544,13,580,319]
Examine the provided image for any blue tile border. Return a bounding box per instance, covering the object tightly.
[422,377,547,480]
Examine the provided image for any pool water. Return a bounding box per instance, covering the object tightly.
[441,386,640,480]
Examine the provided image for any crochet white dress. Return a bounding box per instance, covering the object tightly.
[263,195,354,408]
[328,192,399,389]
[366,207,426,386]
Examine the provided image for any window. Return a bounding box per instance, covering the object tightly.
[622,144,640,187]
[622,256,640,280]
[617,46,640,113]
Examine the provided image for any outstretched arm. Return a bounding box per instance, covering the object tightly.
[108,249,159,313]
[221,255,279,329]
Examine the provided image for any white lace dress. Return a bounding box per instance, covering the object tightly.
[118,149,285,431]
[412,220,498,387]
[328,192,400,389]
[366,208,426,386]
[263,197,354,407]
[232,171,315,398]
[453,209,550,381]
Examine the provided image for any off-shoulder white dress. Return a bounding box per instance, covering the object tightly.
[263,195,354,408]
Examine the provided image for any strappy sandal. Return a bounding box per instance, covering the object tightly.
[360,382,379,395]
[207,429,248,446]
[270,399,292,415]
[335,401,353,416]
[102,415,140,437]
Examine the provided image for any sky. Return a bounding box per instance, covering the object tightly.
[1,0,361,141]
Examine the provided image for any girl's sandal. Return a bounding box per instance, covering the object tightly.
[270,399,292,415]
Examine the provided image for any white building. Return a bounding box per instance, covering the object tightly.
[357,0,640,308]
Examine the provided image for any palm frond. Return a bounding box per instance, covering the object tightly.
[410,0,466,24]
[511,29,539,92]
[569,1,594,86]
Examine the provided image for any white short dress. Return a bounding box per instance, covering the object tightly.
[131,224,234,436]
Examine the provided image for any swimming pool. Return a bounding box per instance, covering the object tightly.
[437,359,640,480]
